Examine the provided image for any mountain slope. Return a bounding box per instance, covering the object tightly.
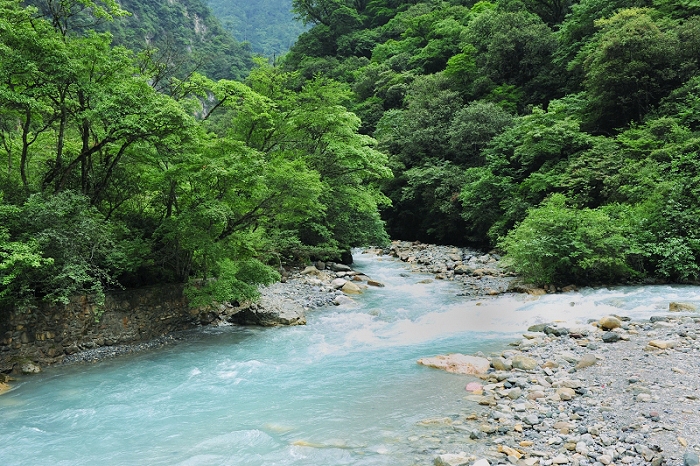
[206,0,306,57]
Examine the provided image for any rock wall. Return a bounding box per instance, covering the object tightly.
[0,285,201,371]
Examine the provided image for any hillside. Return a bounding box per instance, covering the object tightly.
[206,0,307,57]
[28,0,254,80]
[282,0,700,285]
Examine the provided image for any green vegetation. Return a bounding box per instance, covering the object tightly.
[280,0,700,285]
[27,0,255,80]
[0,0,390,310]
[3,0,700,315]
[207,0,307,57]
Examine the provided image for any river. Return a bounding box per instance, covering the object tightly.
[1,252,698,465]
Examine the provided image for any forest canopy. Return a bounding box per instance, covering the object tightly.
[3,0,700,314]
[0,0,390,309]
[278,0,700,285]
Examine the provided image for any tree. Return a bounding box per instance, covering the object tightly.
[578,8,684,131]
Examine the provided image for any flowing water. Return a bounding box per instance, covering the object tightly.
[1,252,700,465]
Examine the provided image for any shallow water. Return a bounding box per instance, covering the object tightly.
[1,252,699,465]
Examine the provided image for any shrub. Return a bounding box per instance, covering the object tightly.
[500,194,635,285]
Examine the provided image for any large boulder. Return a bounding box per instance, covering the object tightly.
[331,263,353,272]
[227,295,306,326]
[417,353,490,375]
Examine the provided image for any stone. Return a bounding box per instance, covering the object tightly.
[434,453,470,466]
[557,387,576,401]
[480,423,497,434]
[0,382,10,395]
[599,316,622,330]
[670,302,697,312]
[230,295,306,326]
[636,393,652,402]
[552,455,569,464]
[528,324,547,332]
[684,452,700,466]
[417,354,491,375]
[333,295,355,306]
[366,280,385,287]
[498,445,522,459]
[492,357,512,371]
[341,281,363,294]
[507,387,522,399]
[20,362,41,374]
[301,266,323,276]
[575,354,597,369]
[648,339,677,349]
[544,325,569,337]
[598,455,612,465]
[330,278,347,289]
[330,263,352,272]
[472,460,490,466]
[601,332,620,343]
[453,264,474,275]
[465,382,483,393]
[511,355,538,371]
[523,414,539,425]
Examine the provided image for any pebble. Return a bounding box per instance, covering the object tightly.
[411,312,700,465]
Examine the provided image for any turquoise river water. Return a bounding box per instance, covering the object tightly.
[1,252,699,465]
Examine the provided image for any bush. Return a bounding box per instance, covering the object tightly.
[184,258,280,308]
[500,194,635,285]
[0,191,146,306]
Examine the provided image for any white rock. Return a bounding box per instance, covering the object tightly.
[330,278,347,289]
[418,354,491,375]
[434,453,470,466]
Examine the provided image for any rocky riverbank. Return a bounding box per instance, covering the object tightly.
[419,313,700,466]
[372,241,519,297]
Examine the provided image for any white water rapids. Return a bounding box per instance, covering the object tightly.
[1,252,698,465]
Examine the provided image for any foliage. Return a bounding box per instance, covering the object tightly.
[0,0,393,313]
[184,258,280,307]
[206,0,308,57]
[500,194,635,285]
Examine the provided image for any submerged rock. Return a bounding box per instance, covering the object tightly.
[670,302,697,312]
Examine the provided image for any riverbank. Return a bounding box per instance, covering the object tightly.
[357,243,700,465]
[4,242,699,465]
[421,312,700,466]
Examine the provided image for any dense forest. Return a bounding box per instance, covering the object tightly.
[0,0,389,310]
[28,0,254,80]
[207,0,307,57]
[282,0,700,285]
[2,0,700,316]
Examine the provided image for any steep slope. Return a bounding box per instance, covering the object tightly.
[28,0,254,80]
[109,0,254,79]
[206,0,306,57]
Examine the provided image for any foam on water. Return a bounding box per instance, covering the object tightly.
[1,252,699,465]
